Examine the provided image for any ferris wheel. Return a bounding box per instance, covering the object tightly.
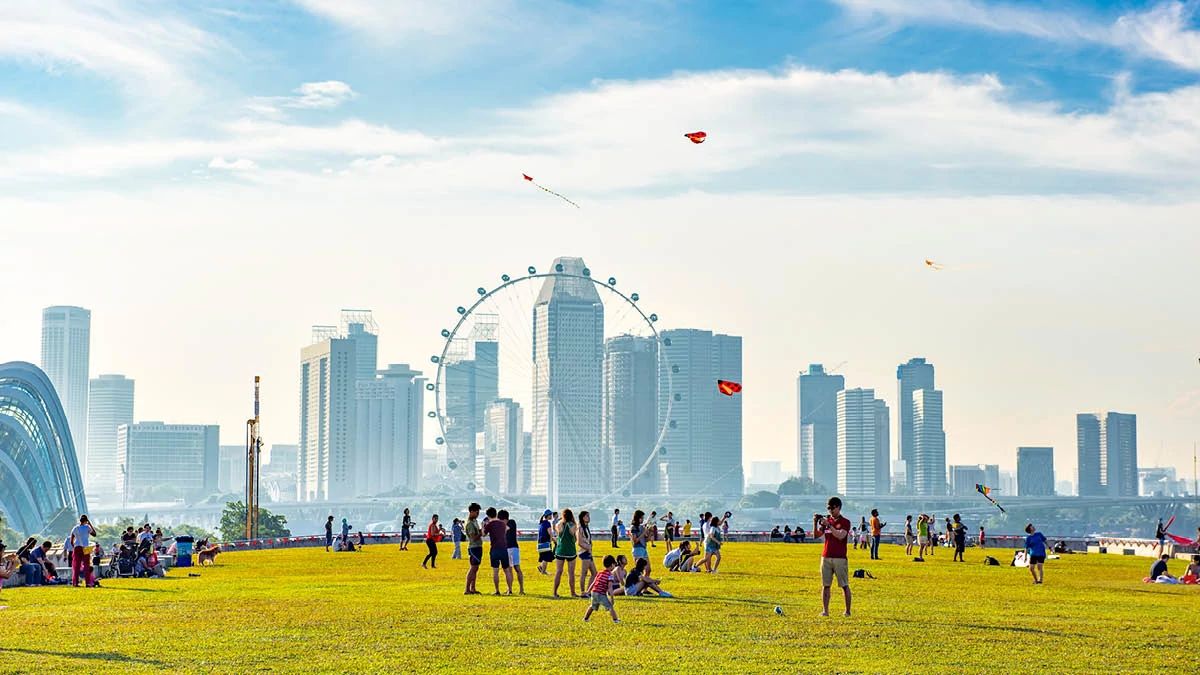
[427,258,675,511]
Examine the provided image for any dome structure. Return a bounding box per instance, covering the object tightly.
[0,361,88,535]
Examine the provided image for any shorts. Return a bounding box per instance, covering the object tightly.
[538,550,554,563]
[904,533,915,546]
[705,544,720,556]
[632,546,647,560]
[507,547,521,567]
[490,548,510,569]
[579,551,593,561]
[590,593,613,610]
[1029,555,1046,565]
[555,553,577,561]
[468,547,483,566]
[820,557,849,588]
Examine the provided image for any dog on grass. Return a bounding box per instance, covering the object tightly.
[196,545,221,566]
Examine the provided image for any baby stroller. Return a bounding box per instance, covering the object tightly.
[108,542,138,578]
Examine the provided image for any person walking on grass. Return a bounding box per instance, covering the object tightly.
[978,526,986,549]
[610,508,621,548]
[583,555,619,623]
[814,497,852,617]
[485,508,513,595]
[506,517,525,595]
[1024,523,1048,585]
[904,515,915,557]
[869,509,886,561]
[553,508,579,598]
[952,514,967,562]
[451,518,464,559]
[324,516,334,552]
[422,514,445,569]
[578,511,597,597]
[464,503,483,595]
[401,508,413,551]
[537,510,555,575]
[702,515,724,573]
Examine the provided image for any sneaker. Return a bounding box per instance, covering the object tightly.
[659,591,673,598]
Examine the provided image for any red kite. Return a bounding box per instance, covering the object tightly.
[684,131,707,144]
[521,173,580,208]
[717,379,742,396]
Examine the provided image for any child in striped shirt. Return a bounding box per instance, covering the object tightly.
[583,555,619,623]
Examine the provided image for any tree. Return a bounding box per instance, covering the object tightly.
[0,513,22,546]
[219,501,290,542]
[778,477,828,496]
[738,490,782,509]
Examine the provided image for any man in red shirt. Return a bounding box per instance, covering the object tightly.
[813,496,852,617]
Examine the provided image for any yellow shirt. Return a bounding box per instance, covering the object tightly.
[683,523,692,536]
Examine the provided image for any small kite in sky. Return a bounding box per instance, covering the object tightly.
[522,173,580,209]
[925,259,945,271]
[717,379,742,396]
[975,484,1006,513]
[684,131,707,144]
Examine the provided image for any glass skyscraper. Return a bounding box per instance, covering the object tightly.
[41,305,91,468]
[86,373,134,503]
[897,357,938,492]
[797,364,844,491]
[602,334,658,496]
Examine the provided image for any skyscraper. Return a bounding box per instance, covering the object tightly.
[1077,412,1138,497]
[1017,447,1055,496]
[116,422,219,500]
[797,364,844,491]
[218,444,246,494]
[602,335,658,496]
[85,373,134,502]
[480,398,522,494]
[657,328,744,498]
[355,364,425,496]
[443,329,499,489]
[896,357,935,487]
[41,306,91,467]
[340,310,379,382]
[911,388,945,495]
[299,331,356,501]
[531,257,604,507]
[873,398,891,494]
[836,388,888,496]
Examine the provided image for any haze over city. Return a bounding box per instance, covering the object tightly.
[3,0,1199,488]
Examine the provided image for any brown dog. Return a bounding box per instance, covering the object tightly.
[196,545,221,566]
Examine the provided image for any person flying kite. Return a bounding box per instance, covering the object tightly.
[1160,515,1196,547]
[522,173,580,208]
[717,380,742,396]
[975,484,1006,513]
[684,131,707,144]
[924,259,945,271]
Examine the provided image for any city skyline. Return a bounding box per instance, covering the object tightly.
[3,1,1200,488]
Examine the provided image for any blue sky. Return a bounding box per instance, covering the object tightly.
[3,1,1199,486]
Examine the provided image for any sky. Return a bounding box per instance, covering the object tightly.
[2,0,1199,489]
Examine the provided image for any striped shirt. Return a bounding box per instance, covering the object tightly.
[590,569,614,594]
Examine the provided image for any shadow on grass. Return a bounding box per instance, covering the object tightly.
[888,616,1072,638]
[0,647,167,666]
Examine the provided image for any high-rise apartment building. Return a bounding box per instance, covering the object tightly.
[1077,412,1137,497]
[444,332,499,489]
[896,357,935,488]
[836,388,889,496]
[797,364,844,491]
[41,306,91,466]
[949,464,998,496]
[911,388,945,495]
[1016,447,1054,496]
[299,331,357,501]
[602,335,658,496]
[85,373,133,502]
[479,398,522,494]
[355,364,425,496]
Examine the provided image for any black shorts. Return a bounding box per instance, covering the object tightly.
[579,551,593,561]
[1029,555,1046,565]
[538,549,554,563]
[490,548,510,569]
[468,547,483,566]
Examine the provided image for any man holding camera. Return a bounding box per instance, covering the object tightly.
[813,496,852,617]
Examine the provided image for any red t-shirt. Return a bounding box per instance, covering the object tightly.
[484,519,508,550]
[820,515,852,559]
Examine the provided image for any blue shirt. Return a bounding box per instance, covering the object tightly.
[1025,531,1047,557]
[537,520,552,544]
[452,522,464,542]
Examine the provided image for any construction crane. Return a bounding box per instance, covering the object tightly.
[245,376,263,540]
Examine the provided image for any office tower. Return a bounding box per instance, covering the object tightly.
[949,464,1000,496]
[520,431,532,494]
[41,305,91,466]
[1017,447,1055,496]
[531,257,604,507]
[85,374,134,502]
[797,364,844,491]
[836,388,888,496]
[602,335,658,496]
[355,364,425,496]
[657,329,744,498]
[478,398,522,494]
[1077,412,1138,497]
[999,470,1018,496]
[218,444,246,494]
[340,310,379,382]
[263,443,299,503]
[896,357,935,487]
[116,422,219,500]
[299,330,357,501]
[911,388,945,495]
[443,325,499,489]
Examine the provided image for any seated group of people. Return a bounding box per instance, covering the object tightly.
[109,539,166,578]
[0,538,63,587]
[663,541,702,572]
[769,525,807,543]
[1146,554,1200,585]
[595,554,672,598]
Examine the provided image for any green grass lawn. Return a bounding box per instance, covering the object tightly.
[0,541,1194,673]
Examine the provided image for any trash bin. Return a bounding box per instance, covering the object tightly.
[175,535,194,567]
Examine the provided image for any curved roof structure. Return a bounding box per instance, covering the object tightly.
[0,361,88,535]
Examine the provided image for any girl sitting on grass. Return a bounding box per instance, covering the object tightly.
[623,558,672,597]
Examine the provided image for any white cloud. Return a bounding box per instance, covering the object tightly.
[291,0,511,39]
[0,1,223,97]
[286,80,357,109]
[208,157,258,171]
[834,0,1200,71]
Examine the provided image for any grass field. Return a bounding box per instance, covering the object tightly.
[0,541,1195,674]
